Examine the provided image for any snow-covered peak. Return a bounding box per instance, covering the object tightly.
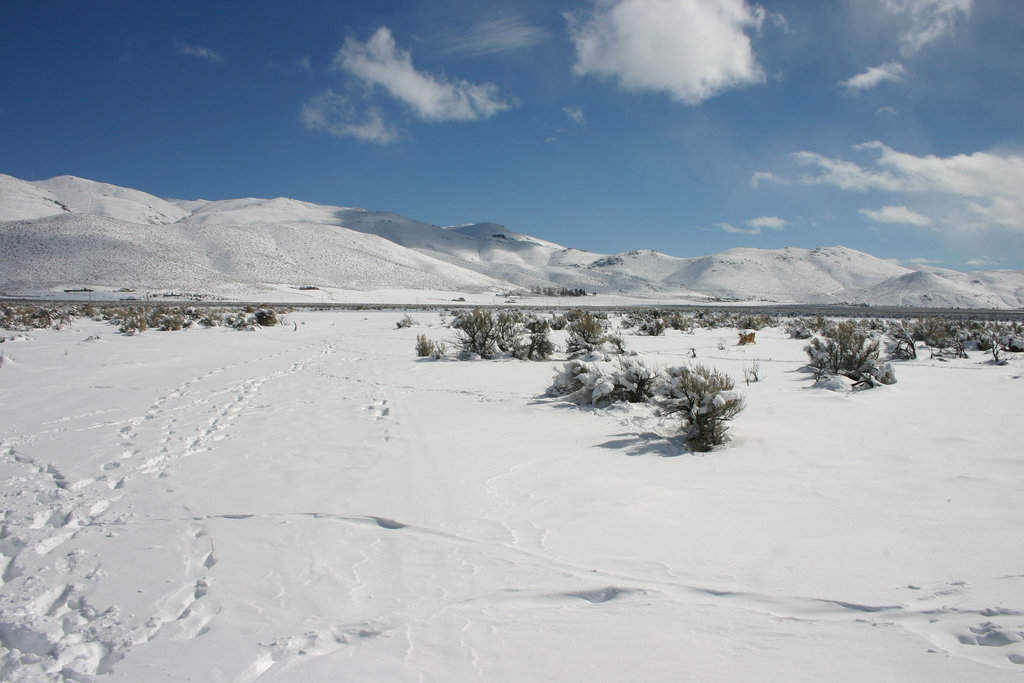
[31,175,191,225]
[2,172,1023,307]
[0,173,70,221]
[178,196,362,226]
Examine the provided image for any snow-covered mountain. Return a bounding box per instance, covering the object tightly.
[2,173,1022,307]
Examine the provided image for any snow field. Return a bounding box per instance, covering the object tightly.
[0,310,1022,681]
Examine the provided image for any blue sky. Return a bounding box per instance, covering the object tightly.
[2,0,1022,270]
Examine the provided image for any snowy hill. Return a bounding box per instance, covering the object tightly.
[34,175,191,225]
[658,247,911,304]
[0,173,72,221]
[2,173,1023,307]
[0,213,506,296]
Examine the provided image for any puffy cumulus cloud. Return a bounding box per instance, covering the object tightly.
[443,16,550,55]
[880,0,973,55]
[174,40,224,64]
[761,142,1024,232]
[567,0,767,105]
[333,27,511,122]
[859,205,932,226]
[838,62,906,91]
[300,90,401,144]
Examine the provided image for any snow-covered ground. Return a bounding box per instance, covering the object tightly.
[1,311,1022,681]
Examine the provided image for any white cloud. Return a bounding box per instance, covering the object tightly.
[965,256,996,267]
[716,222,761,235]
[333,27,510,122]
[567,0,767,105]
[717,216,787,235]
[875,106,899,117]
[563,105,586,124]
[880,0,973,55]
[443,17,550,55]
[761,142,1024,232]
[749,170,783,188]
[746,215,787,231]
[174,40,224,64]
[859,205,932,226]
[300,90,401,144]
[838,62,907,91]
[297,56,313,78]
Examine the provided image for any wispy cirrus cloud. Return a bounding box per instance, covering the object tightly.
[300,89,400,144]
[746,215,787,231]
[880,0,973,55]
[717,216,787,235]
[838,62,907,91]
[174,40,224,64]
[566,0,768,105]
[859,205,932,226]
[563,105,586,124]
[442,16,550,56]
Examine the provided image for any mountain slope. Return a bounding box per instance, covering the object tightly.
[34,175,191,225]
[657,247,911,303]
[0,174,72,221]
[0,213,507,295]
[1,173,1022,307]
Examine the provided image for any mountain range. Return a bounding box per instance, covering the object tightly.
[2,173,1022,308]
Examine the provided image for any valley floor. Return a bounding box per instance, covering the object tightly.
[1,311,1022,681]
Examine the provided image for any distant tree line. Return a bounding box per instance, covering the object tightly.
[529,286,590,297]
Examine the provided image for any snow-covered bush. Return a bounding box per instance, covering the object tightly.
[608,358,661,403]
[547,359,602,402]
[0,306,76,331]
[493,310,524,354]
[606,333,628,355]
[451,308,527,359]
[151,311,187,331]
[415,334,445,359]
[659,364,745,452]
[885,322,917,360]
[253,308,279,327]
[452,308,500,358]
[621,309,667,335]
[638,316,666,336]
[547,358,662,407]
[910,317,967,358]
[805,321,896,388]
[514,316,555,361]
[665,311,693,332]
[396,314,416,329]
[784,316,820,339]
[742,360,762,385]
[111,308,149,335]
[734,313,773,331]
[565,309,607,357]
